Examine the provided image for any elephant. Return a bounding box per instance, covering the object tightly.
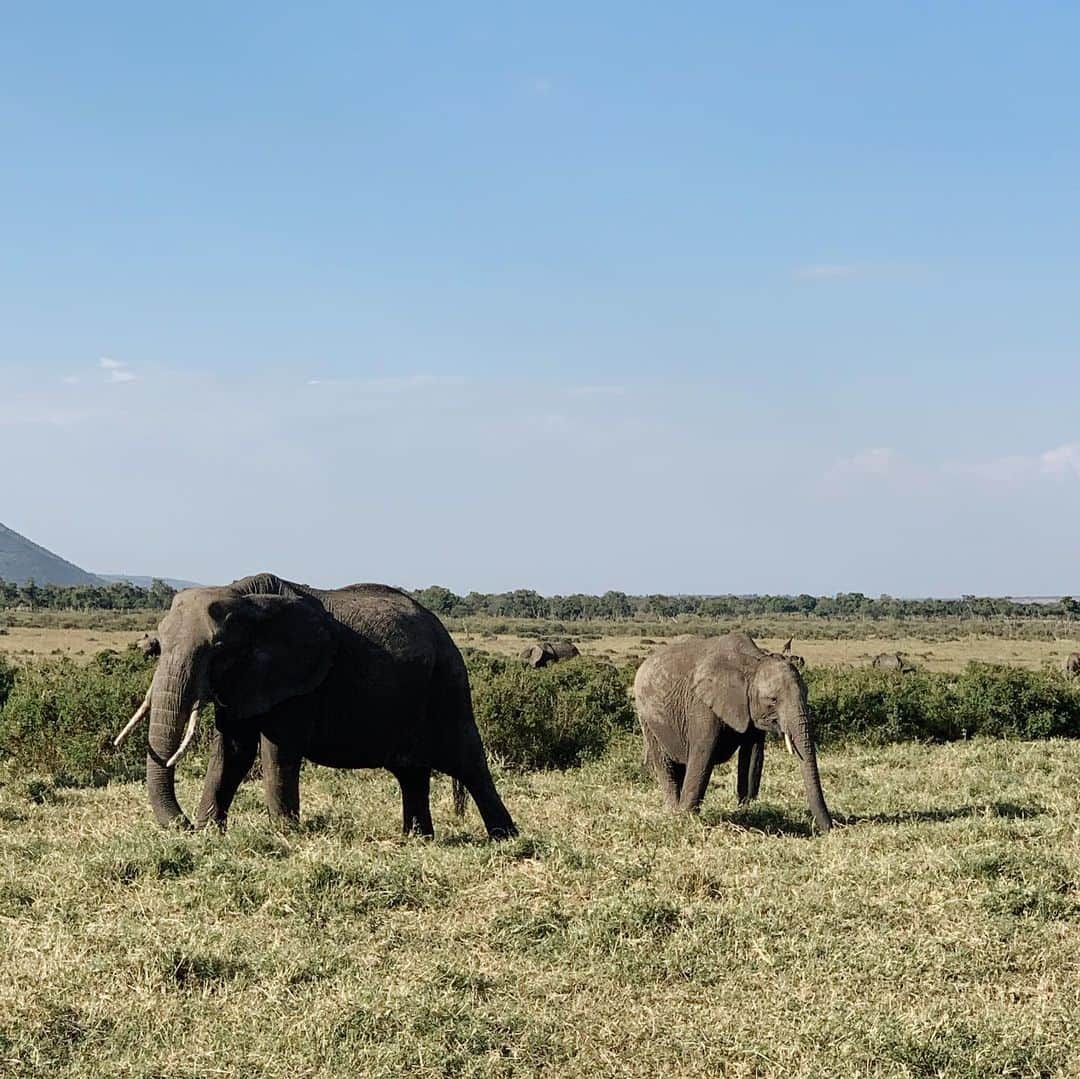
[133,633,161,659]
[113,573,517,839]
[872,651,915,672]
[634,632,832,833]
[1063,653,1080,679]
[519,641,580,668]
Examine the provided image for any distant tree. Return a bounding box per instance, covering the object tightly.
[415,585,460,616]
[148,579,177,609]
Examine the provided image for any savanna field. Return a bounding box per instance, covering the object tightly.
[1,614,1079,1077]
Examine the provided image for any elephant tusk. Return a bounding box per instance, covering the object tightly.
[114,687,152,747]
[165,702,202,768]
[784,732,795,756]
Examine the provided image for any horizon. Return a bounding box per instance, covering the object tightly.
[2,6,1078,596]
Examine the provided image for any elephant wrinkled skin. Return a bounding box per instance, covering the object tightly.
[115,574,517,839]
[634,633,832,833]
[1064,652,1080,679]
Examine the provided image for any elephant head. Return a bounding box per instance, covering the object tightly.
[134,633,160,659]
[520,643,553,668]
[694,640,831,832]
[1063,652,1080,679]
[117,582,336,827]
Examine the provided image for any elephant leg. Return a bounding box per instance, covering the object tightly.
[736,734,765,804]
[194,727,259,830]
[678,740,717,813]
[644,728,684,810]
[443,730,517,839]
[260,735,302,827]
[392,767,434,838]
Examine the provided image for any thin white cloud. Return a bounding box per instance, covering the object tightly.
[99,356,136,384]
[0,404,95,427]
[1039,442,1080,478]
[365,374,465,392]
[793,264,861,281]
[947,441,1080,486]
[831,447,896,476]
[567,385,626,397]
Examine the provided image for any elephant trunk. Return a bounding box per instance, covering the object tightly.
[146,657,200,828]
[786,709,832,833]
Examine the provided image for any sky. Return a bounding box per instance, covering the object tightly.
[1,3,1078,596]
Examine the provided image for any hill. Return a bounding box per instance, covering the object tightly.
[0,520,102,586]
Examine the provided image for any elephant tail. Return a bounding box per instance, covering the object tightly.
[452,778,468,818]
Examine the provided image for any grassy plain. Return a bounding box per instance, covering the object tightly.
[1,736,1078,1077]
[4,612,1078,673]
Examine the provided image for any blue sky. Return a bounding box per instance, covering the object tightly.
[2,3,1078,595]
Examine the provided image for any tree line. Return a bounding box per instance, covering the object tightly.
[2,577,1077,621]
[411,586,1079,622]
[0,577,177,611]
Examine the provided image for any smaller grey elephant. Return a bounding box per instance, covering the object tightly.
[1063,653,1080,679]
[635,632,832,832]
[872,651,914,673]
[520,641,580,668]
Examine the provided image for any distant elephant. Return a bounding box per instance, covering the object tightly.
[114,573,517,839]
[634,633,832,833]
[133,633,160,659]
[1063,653,1080,679]
[520,641,580,668]
[872,651,914,672]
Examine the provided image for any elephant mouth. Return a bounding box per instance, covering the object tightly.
[115,694,205,768]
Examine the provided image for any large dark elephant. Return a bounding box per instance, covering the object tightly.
[114,573,517,839]
[520,641,580,668]
[1063,652,1080,679]
[634,632,832,833]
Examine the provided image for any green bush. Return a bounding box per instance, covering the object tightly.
[466,653,636,771]
[1,648,1078,787]
[806,663,1080,746]
[0,651,154,785]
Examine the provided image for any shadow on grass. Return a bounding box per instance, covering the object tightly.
[698,800,1044,838]
[834,801,1045,827]
[701,804,815,838]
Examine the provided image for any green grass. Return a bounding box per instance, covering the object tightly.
[1,736,1078,1077]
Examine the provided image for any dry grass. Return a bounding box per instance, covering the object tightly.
[4,611,1078,672]
[0,627,139,660]
[457,630,1080,673]
[1,736,1078,1077]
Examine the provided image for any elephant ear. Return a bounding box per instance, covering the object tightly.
[209,594,336,721]
[692,655,752,733]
